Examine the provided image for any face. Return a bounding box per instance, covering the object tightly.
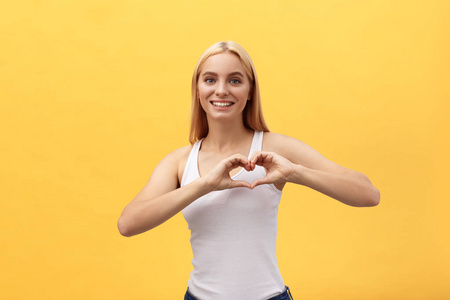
[197,52,252,122]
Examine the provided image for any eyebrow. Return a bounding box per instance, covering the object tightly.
[201,71,245,77]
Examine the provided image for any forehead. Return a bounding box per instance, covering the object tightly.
[200,52,245,75]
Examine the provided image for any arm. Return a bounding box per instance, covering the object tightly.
[249,134,380,207]
[289,162,379,207]
[117,151,252,237]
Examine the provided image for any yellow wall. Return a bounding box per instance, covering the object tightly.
[1,0,448,299]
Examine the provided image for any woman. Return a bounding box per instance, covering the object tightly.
[118,41,380,300]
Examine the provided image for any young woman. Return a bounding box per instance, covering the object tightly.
[118,41,380,300]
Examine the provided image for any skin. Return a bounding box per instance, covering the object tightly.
[117,52,380,237]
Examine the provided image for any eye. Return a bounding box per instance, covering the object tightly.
[230,78,241,84]
[205,78,215,83]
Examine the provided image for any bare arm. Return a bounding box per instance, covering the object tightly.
[250,133,380,207]
[117,151,252,237]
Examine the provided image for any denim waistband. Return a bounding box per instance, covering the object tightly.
[184,286,293,300]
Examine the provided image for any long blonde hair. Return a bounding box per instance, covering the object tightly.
[189,41,269,144]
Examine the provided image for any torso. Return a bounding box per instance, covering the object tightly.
[180,130,286,299]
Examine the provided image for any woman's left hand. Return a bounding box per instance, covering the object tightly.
[249,151,297,189]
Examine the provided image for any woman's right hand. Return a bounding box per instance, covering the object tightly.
[203,154,253,191]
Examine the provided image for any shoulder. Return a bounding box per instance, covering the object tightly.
[152,144,193,184]
[262,131,354,174]
[165,144,192,162]
[262,131,326,169]
[163,144,192,171]
[262,132,307,153]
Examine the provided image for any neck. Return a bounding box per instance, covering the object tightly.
[203,118,253,152]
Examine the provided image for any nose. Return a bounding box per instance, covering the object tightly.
[215,81,229,97]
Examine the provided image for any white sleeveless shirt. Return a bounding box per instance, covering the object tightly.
[181,131,285,299]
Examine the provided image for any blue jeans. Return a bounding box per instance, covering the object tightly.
[184,286,293,300]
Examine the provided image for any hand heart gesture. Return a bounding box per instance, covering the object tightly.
[203,152,296,191]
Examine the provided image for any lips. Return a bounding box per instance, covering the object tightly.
[210,101,235,108]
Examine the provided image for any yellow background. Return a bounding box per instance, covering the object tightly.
[1,0,448,299]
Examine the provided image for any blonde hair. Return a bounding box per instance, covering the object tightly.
[189,41,269,144]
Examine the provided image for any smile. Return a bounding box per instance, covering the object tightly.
[210,101,234,107]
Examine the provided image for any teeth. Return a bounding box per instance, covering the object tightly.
[212,102,233,107]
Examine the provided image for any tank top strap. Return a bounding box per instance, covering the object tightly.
[248,131,263,158]
[180,139,203,187]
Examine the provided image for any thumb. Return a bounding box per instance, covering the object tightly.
[230,180,251,189]
[250,176,272,189]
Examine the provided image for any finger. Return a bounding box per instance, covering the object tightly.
[229,159,250,173]
[230,180,251,189]
[250,151,272,167]
[250,151,271,163]
[240,163,253,172]
[228,154,248,165]
[250,176,272,189]
[249,151,260,164]
[224,154,250,171]
[249,151,262,168]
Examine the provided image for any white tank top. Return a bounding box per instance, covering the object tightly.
[181,131,285,299]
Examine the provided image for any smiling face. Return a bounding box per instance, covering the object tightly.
[197,52,252,123]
